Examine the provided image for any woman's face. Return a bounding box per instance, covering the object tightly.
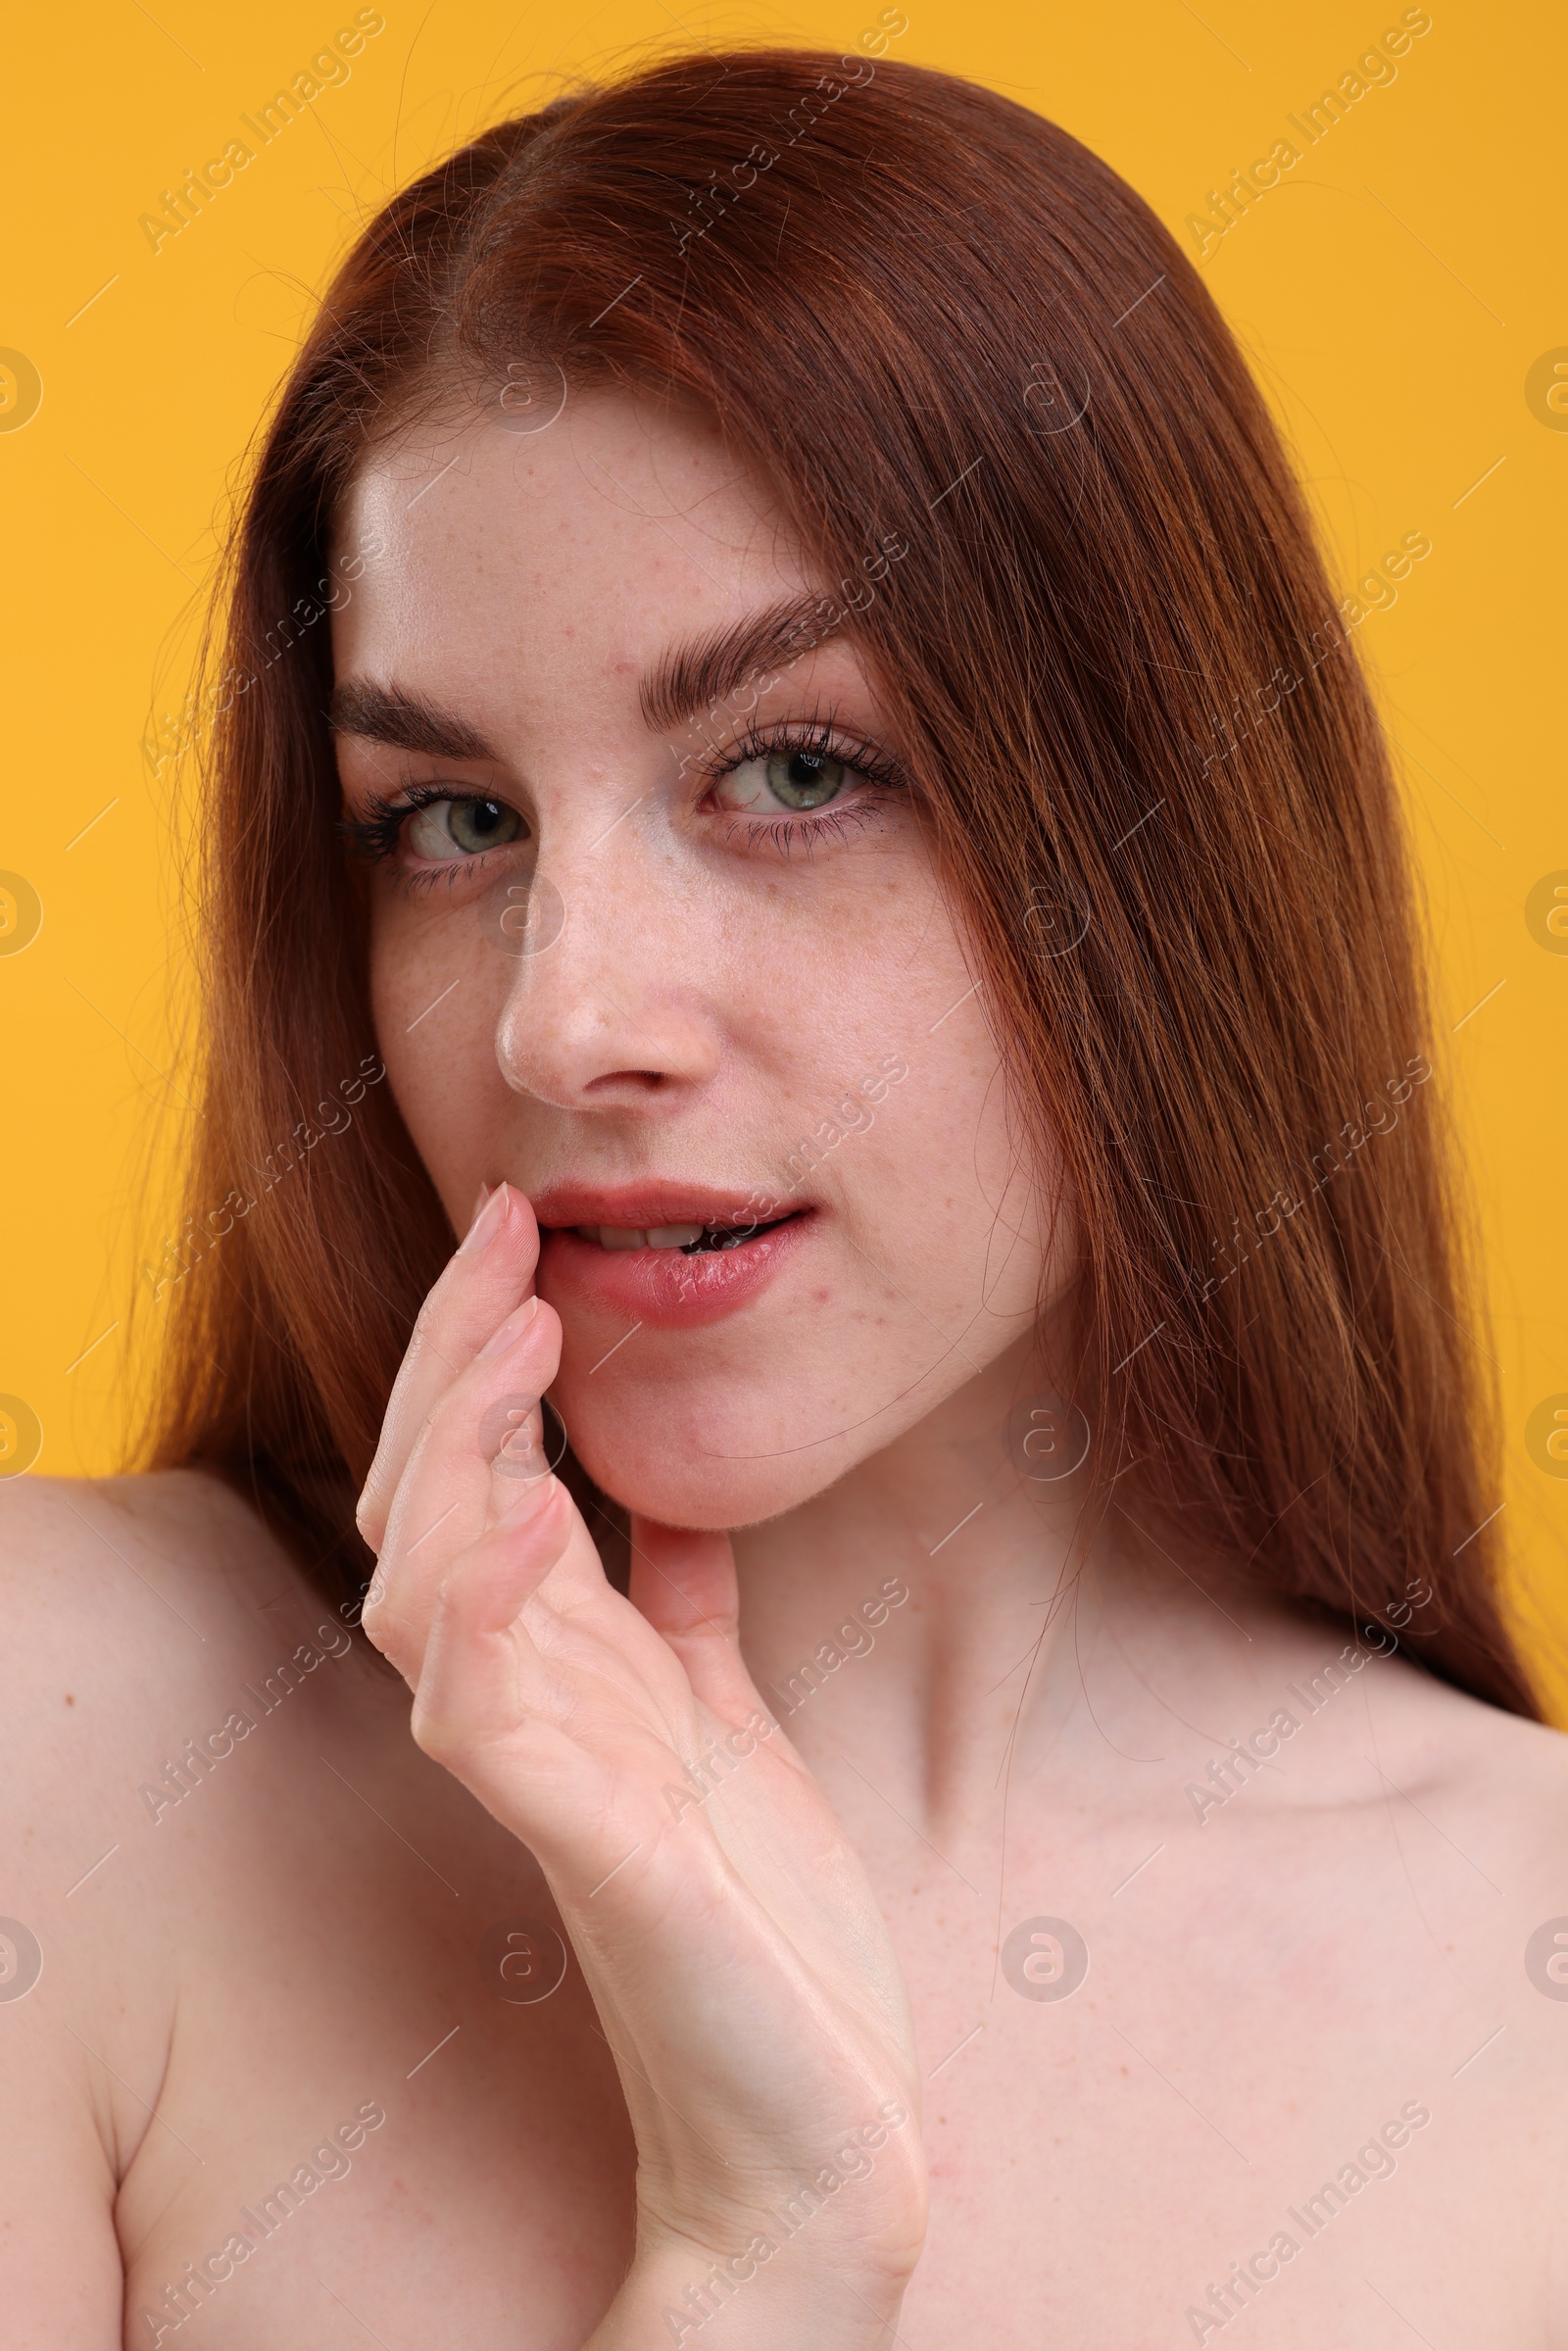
[331,385,1066,1527]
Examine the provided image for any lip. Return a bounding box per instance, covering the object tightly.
[531,1182,812,1332]
[530,1180,798,1232]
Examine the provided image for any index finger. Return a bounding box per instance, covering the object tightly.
[357,1180,539,1552]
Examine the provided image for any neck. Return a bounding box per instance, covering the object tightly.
[732,1341,1276,1843]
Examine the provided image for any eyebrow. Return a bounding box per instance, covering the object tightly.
[637,590,842,734]
[327,590,848,762]
[326,680,496,761]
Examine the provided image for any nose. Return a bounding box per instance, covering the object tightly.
[492,842,722,1110]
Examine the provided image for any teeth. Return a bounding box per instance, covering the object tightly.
[578,1224,708,1250]
[573,1217,781,1251]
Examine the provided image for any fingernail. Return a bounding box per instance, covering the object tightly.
[477,1292,541,1357]
[459,1182,509,1256]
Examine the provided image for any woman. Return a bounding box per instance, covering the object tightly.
[6,44,1564,2349]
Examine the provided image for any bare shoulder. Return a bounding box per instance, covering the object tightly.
[0,1462,308,1628]
[0,1462,387,2007]
[1402,1664,1568,1965]
[0,1464,379,1925]
[1256,1615,1568,2072]
[0,1466,390,1911]
[3,1471,259,1771]
[0,1469,368,2345]
[1355,1634,1568,1835]
[1226,1608,1568,2014]
[1249,1599,1568,1823]
[0,1465,368,1713]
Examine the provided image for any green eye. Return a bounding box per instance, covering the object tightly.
[706,728,902,824]
[764,749,845,809]
[407,798,526,858]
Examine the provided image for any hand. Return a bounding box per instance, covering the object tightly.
[357,1185,927,2344]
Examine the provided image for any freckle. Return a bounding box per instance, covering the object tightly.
[65,1693,74,1706]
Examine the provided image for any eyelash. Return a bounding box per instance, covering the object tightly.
[338,715,910,881]
[705,715,908,856]
[338,787,458,868]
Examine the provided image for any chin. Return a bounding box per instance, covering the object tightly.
[556,1389,831,1530]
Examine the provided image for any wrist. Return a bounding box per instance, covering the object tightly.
[593,2235,914,2350]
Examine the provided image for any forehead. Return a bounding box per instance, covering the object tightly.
[336,387,812,673]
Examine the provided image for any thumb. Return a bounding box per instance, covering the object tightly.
[627,1514,770,1725]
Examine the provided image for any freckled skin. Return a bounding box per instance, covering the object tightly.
[331,386,1062,1531]
[2,387,1566,2350]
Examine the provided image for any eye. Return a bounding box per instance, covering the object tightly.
[713,746,850,815]
[406,798,526,858]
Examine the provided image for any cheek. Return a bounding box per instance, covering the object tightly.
[859,1013,1060,1326]
[368,898,507,1222]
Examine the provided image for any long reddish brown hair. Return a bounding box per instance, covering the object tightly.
[139,44,1537,1714]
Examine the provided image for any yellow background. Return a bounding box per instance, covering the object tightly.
[4,1,1565,1706]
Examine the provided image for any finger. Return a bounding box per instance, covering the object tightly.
[364,1293,581,1683]
[411,1471,578,1756]
[407,1481,640,1889]
[627,1515,773,1729]
[357,1180,540,1552]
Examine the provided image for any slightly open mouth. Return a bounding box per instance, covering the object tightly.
[570,1215,799,1255]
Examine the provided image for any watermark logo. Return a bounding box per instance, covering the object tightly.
[137,12,387,257]
[0,1396,43,1478]
[0,871,42,955]
[478,1916,568,2003]
[1022,878,1092,957]
[477,1394,568,1482]
[137,2098,387,2340]
[1525,871,1568,954]
[0,351,42,433]
[141,1053,386,1303]
[1182,2098,1432,2337]
[0,1918,42,2002]
[760,1582,909,1721]
[1185,14,1433,265]
[1525,348,1568,431]
[1525,1395,1568,1479]
[1525,1918,1568,1999]
[1007,1396,1091,1483]
[484,871,566,957]
[1002,1915,1089,2001]
[776,1053,907,1195]
[491,359,568,435]
[1023,357,1092,436]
